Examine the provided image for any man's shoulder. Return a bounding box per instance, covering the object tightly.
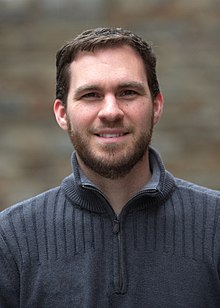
[174,177,220,199]
[0,186,61,223]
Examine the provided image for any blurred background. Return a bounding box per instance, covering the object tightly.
[0,0,220,211]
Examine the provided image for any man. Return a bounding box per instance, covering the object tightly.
[0,27,220,307]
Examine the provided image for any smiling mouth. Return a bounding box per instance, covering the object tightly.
[97,133,126,138]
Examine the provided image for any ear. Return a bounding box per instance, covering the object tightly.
[153,92,163,125]
[54,99,68,131]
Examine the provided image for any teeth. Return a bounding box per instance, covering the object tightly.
[99,133,124,138]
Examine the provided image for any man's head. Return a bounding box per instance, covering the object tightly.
[54,28,163,180]
[56,27,160,106]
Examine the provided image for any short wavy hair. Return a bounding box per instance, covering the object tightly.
[56,27,160,105]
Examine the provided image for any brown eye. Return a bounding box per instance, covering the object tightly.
[82,92,101,100]
[120,89,138,98]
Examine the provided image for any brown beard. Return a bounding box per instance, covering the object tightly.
[67,116,154,179]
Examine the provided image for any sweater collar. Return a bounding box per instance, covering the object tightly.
[61,147,176,214]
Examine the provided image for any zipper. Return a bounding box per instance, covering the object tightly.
[111,189,158,292]
[81,183,159,293]
[82,184,125,292]
[113,218,124,292]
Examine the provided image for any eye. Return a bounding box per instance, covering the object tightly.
[81,92,101,101]
[119,89,138,98]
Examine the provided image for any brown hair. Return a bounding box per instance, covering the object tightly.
[56,27,160,105]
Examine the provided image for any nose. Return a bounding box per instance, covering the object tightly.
[98,94,124,122]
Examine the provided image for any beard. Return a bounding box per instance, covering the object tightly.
[67,116,154,180]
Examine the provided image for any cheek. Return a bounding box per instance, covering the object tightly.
[67,106,95,131]
[130,105,153,128]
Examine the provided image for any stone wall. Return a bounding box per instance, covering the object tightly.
[0,0,220,210]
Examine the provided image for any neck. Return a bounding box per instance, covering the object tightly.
[77,153,151,216]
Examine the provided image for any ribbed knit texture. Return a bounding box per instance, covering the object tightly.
[0,148,220,307]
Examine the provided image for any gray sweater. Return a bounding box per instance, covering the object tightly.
[0,148,220,307]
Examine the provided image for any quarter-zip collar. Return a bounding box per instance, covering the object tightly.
[61,147,176,214]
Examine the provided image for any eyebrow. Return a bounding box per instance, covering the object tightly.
[74,85,101,99]
[117,82,147,93]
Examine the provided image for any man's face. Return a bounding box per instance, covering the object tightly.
[55,45,163,179]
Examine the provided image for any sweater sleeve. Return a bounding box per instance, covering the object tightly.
[0,229,20,307]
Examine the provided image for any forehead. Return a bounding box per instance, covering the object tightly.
[69,45,147,84]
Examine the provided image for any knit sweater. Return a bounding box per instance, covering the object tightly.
[0,148,220,308]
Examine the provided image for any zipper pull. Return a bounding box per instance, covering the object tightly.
[113,219,120,234]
